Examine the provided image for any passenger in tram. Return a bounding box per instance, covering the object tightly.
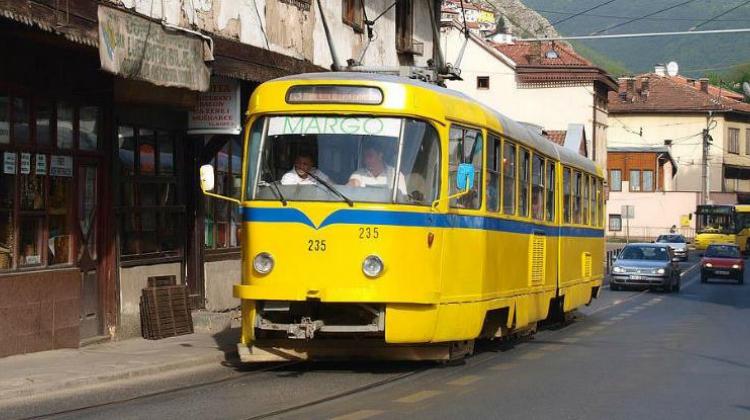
[280,152,329,185]
[347,143,407,195]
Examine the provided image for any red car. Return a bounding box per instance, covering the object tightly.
[701,244,745,284]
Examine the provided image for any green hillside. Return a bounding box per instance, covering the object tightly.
[520,0,750,78]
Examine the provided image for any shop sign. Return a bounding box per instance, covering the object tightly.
[50,155,73,177]
[3,152,16,174]
[20,153,31,175]
[98,5,211,92]
[188,77,242,135]
[35,154,47,175]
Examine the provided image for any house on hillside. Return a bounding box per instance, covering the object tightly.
[606,66,750,239]
[440,21,616,169]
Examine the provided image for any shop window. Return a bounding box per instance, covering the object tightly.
[36,100,53,147]
[0,170,13,269]
[57,102,74,149]
[502,140,516,215]
[118,126,183,259]
[519,148,530,217]
[609,214,622,231]
[0,93,8,144]
[342,0,364,32]
[563,167,571,224]
[448,126,483,210]
[205,136,242,251]
[531,155,544,220]
[79,106,99,151]
[12,97,30,144]
[486,136,501,212]
[546,160,555,222]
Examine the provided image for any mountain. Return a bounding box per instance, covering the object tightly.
[515,0,750,78]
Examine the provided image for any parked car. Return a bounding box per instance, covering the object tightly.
[610,243,681,292]
[701,244,744,284]
[655,234,689,261]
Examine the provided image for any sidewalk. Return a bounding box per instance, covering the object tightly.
[0,328,239,404]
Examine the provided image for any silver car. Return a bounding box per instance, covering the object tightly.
[610,243,681,292]
[656,234,689,261]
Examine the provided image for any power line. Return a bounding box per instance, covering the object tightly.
[535,9,750,24]
[549,0,623,26]
[520,28,750,42]
[690,0,750,31]
[590,0,700,35]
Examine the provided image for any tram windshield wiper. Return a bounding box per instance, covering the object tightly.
[269,180,287,206]
[302,169,354,207]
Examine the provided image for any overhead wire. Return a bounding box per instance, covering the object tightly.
[589,0,700,35]
[549,0,623,26]
[535,9,750,24]
[689,0,750,31]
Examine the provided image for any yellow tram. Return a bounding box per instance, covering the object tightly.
[200,73,606,362]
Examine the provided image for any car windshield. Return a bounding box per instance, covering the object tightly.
[705,245,740,258]
[248,116,440,205]
[620,245,670,261]
[657,235,686,243]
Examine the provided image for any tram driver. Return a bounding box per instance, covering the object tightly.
[280,152,329,185]
[347,143,407,195]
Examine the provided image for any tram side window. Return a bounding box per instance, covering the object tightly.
[546,160,555,222]
[573,171,582,224]
[486,136,501,212]
[599,180,605,227]
[563,168,571,224]
[519,148,530,217]
[592,178,598,227]
[531,154,544,220]
[502,140,516,215]
[449,126,483,209]
[397,120,441,205]
[583,174,590,225]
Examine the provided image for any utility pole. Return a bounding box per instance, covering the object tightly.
[702,112,714,205]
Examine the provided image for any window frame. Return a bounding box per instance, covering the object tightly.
[448,124,483,210]
[609,214,623,231]
[531,153,544,221]
[609,169,622,192]
[0,92,104,273]
[476,76,490,90]
[563,167,572,224]
[629,169,641,192]
[502,138,517,216]
[395,0,414,54]
[116,125,185,263]
[518,147,531,218]
[642,170,654,192]
[545,160,555,223]
[342,0,364,33]
[486,135,501,212]
[728,127,740,154]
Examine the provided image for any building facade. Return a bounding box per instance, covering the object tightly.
[440,22,616,169]
[0,0,442,357]
[606,69,750,239]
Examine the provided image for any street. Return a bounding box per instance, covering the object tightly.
[6,253,749,420]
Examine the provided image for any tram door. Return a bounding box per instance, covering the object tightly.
[78,164,102,339]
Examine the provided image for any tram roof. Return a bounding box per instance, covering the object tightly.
[273,72,599,175]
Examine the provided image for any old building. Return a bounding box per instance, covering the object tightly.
[440,21,616,169]
[606,67,750,239]
[0,0,442,357]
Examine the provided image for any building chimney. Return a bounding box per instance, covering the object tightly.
[699,78,709,93]
[654,64,666,77]
[626,77,635,95]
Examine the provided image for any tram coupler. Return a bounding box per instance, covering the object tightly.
[287,317,324,339]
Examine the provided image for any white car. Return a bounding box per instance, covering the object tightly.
[656,234,689,261]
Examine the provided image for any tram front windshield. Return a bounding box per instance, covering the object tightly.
[250,116,440,206]
[696,211,737,234]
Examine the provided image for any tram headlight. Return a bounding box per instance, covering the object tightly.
[253,252,274,274]
[362,255,384,278]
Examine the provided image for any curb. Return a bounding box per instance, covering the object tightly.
[0,351,233,403]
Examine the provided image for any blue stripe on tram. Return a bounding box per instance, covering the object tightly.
[241,207,605,238]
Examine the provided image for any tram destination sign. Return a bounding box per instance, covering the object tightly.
[267,116,402,137]
[98,5,211,91]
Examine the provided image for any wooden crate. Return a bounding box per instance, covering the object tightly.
[140,284,194,340]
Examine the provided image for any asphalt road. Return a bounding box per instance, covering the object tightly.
[7,253,750,420]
